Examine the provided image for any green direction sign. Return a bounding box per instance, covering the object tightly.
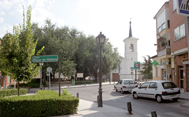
[32,55,58,63]
[134,62,140,70]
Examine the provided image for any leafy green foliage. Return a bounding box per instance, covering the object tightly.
[0,90,79,117]
[138,55,152,80]
[62,88,72,96]
[0,89,27,98]
[31,19,120,82]
[75,80,94,85]
[0,5,44,95]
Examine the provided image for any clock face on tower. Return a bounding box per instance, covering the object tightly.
[129,44,134,52]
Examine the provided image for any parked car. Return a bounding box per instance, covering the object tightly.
[132,80,180,103]
[114,79,138,94]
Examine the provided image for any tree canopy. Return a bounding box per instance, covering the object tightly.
[32,20,120,81]
[138,55,152,80]
[0,5,44,95]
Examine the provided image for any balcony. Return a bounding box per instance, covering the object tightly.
[158,47,171,58]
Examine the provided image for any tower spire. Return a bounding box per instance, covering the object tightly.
[129,20,132,38]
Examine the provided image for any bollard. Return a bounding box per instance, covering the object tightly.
[97,95,99,106]
[77,93,79,98]
[151,111,157,117]
[127,102,132,114]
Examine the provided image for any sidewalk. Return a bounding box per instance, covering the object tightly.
[180,89,189,109]
[52,99,141,117]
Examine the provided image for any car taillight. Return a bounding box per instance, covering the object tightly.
[162,91,167,95]
[135,85,138,87]
[123,86,126,88]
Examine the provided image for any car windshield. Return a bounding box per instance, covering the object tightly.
[162,82,178,89]
[124,80,135,84]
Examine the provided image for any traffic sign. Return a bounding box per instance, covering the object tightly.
[177,0,189,16]
[47,67,52,72]
[32,55,58,63]
[134,62,140,70]
[130,67,134,71]
[73,70,77,73]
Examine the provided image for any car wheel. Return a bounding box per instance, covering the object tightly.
[156,95,163,103]
[121,88,124,94]
[172,98,178,101]
[133,92,138,99]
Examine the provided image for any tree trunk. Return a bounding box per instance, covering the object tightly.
[17,81,20,96]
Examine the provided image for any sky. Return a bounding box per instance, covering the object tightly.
[0,0,169,62]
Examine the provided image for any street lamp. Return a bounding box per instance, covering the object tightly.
[117,59,121,80]
[96,32,106,107]
[39,63,44,89]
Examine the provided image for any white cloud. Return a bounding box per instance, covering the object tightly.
[32,7,53,25]
[0,0,12,10]
[0,24,13,38]
[0,12,5,15]
[0,18,4,23]
[35,0,46,8]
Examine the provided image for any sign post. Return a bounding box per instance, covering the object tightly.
[134,62,140,81]
[177,0,189,60]
[47,67,52,90]
[32,55,61,96]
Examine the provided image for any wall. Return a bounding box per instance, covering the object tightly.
[169,0,188,53]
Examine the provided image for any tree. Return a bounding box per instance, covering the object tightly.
[138,55,152,80]
[0,6,44,95]
[32,19,120,81]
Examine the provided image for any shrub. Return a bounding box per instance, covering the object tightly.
[0,90,79,117]
[75,80,94,85]
[0,89,27,98]
[62,88,72,96]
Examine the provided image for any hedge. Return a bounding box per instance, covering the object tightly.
[75,80,94,85]
[0,89,27,98]
[0,90,79,117]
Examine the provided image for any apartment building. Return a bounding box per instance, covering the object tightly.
[153,0,189,92]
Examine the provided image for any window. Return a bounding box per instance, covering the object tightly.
[162,82,177,89]
[173,0,177,11]
[174,24,185,41]
[119,80,122,84]
[157,23,165,33]
[124,80,135,84]
[129,44,134,52]
[8,76,10,83]
[149,82,157,88]
[140,82,149,88]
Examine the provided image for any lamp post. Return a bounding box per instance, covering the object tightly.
[96,32,106,107]
[39,63,44,89]
[118,59,121,80]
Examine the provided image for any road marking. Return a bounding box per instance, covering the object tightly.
[165,112,187,117]
[145,114,162,117]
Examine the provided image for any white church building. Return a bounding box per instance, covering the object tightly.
[110,21,139,82]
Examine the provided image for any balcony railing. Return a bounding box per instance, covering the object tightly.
[158,47,171,57]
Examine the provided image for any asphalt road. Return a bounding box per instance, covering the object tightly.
[63,84,189,117]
